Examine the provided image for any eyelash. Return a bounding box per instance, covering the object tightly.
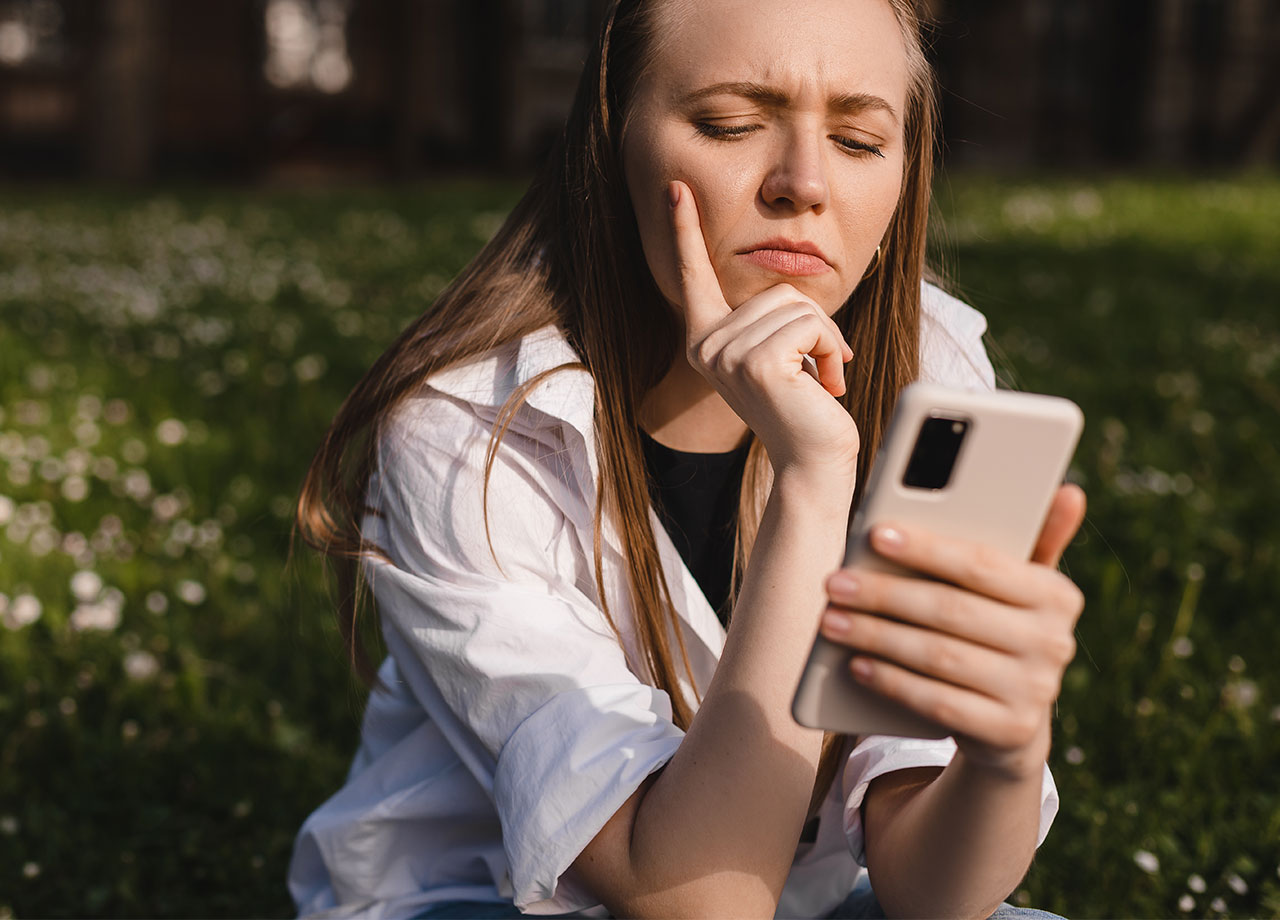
[694,123,885,158]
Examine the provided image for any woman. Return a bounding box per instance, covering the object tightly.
[290,0,1087,917]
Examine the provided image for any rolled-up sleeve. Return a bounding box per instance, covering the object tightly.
[840,734,1060,867]
[364,393,684,913]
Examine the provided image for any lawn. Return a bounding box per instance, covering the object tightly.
[1,173,1277,918]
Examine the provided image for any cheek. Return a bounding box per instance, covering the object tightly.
[624,134,683,310]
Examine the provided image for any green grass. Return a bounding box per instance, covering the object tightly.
[1,174,1277,918]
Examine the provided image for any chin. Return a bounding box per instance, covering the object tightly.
[722,270,850,317]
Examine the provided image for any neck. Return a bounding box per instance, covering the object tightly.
[639,354,749,453]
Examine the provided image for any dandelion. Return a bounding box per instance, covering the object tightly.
[152,494,183,521]
[104,399,130,424]
[61,475,89,502]
[177,580,207,605]
[71,603,121,632]
[155,418,188,446]
[123,650,160,681]
[294,353,328,382]
[120,439,147,463]
[122,468,152,500]
[70,570,103,602]
[1226,873,1247,895]
[1133,850,1160,874]
[3,594,42,630]
[28,525,59,557]
[1178,894,1195,912]
[1223,679,1259,709]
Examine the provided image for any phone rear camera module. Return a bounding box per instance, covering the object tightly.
[902,414,970,490]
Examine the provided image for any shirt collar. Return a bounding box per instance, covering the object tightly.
[424,325,728,681]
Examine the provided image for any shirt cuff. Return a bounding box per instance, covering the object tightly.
[841,735,1060,867]
[493,683,685,914]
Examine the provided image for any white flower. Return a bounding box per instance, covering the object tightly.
[1227,873,1247,895]
[1170,636,1194,658]
[1064,746,1085,765]
[1133,850,1160,874]
[70,570,103,602]
[294,353,328,382]
[61,475,89,502]
[152,493,182,521]
[0,815,17,835]
[0,494,13,525]
[145,591,169,615]
[1178,895,1194,912]
[1210,897,1226,913]
[22,861,39,879]
[155,418,188,446]
[123,650,160,681]
[70,601,121,632]
[3,594,42,630]
[1188,874,1206,893]
[176,580,206,605]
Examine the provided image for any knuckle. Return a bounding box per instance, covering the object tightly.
[923,638,960,677]
[692,338,716,369]
[926,695,958,728]
[1046,631,1078,666]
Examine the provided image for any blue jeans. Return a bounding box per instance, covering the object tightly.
[415,875,1065,919]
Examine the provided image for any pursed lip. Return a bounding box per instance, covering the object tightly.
[737,237,835,276]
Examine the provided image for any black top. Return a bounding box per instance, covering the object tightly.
[640,429,749,625]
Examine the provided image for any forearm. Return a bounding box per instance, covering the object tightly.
[863,728,1049,920]
[617,472,853,916]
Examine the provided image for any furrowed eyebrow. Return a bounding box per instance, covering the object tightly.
[678,81,899,125]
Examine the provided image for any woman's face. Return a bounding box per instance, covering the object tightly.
[623,0,910,318]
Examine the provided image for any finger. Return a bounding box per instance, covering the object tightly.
[668,180,730,337]
[1030,483,1087,567]
[845,655,1032,749]
[825,569,1035,655]
[866,523,1072,609]
[721,306,848,395]
[821,609,1019,701]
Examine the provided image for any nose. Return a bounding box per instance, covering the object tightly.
[760,128,830,213]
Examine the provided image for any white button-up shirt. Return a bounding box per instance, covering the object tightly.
[288,282,1059,919]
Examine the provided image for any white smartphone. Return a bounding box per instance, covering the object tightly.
[791,382,1084,738]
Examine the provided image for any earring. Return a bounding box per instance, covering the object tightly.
[861,245,882,280]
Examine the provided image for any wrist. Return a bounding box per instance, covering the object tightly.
[954,722,1052,785]
[770,463,857,514]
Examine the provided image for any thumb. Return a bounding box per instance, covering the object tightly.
[1031,483,1087,568]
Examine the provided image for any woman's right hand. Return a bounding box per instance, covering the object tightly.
[668,180,860,484]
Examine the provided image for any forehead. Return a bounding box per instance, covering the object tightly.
[645,0,910,107]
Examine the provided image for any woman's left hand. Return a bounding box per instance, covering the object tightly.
[819,484,1088,780]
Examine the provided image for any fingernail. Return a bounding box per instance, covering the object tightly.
[875,526,904,551]
[851,657,873,681]
[821,611,850,637]
[830,572,859,596]
[668,182,681,208]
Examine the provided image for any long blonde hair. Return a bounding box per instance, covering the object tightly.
[296,0,938,812]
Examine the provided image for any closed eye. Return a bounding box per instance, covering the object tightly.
[694,122,759,141]
[834,136,885,158]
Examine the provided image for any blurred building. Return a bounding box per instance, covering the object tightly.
[0,0,1276,181]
